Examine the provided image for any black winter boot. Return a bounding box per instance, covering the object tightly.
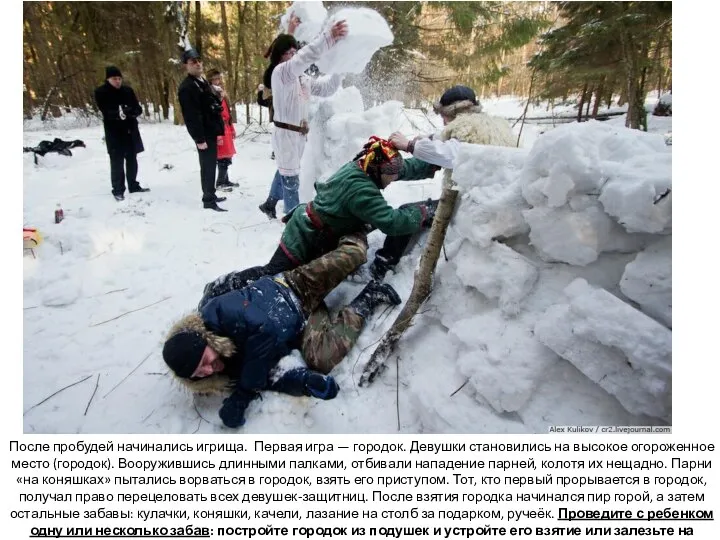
[216,160,239,190]
[369,254,393,282]
[348,281,402,319]
[258,197,279,219]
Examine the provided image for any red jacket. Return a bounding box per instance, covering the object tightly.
[216,98,236,159]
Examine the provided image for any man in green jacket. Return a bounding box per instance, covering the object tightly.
[199,137,439,307]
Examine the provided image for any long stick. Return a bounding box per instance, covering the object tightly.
[102,353,152,399]
[396,355,400,431]
[83,373,100,416]
[89,297,170,327]
[359,184,459,386]
[516,69,536,147]
[24,375,92,416]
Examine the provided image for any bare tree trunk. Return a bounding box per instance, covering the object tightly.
[653,26,667,98]
[232,1,244,102]
[592,77,605,118]
[359,178,459,386]
[194,1,202,56]
[219,1,236,124]
[585,86,592,119]
[161,78,170,120]
[41,87,59,122]
[577,82,588,123]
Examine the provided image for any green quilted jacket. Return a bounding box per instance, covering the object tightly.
[280,158,438,263]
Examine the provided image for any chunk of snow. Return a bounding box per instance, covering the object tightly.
[620,236,672,327]
[535,279,671,418]
[281,1,328,43]
[315,8,393,74]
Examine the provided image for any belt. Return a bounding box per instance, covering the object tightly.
[274,120,309,135]
[272,274,306,321]
[305,202,336,243]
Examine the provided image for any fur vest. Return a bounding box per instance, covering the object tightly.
[439,105,516,185]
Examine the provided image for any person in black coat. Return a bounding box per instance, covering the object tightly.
[94,66,149,201]
[177,49,227,212]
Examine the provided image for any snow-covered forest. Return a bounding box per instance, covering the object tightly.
[22,2,674,434]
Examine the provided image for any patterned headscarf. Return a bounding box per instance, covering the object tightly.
[354,136,404,188]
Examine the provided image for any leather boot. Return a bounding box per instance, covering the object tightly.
[348,281,401,319]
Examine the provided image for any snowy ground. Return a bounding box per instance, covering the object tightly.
[22,94,671,434]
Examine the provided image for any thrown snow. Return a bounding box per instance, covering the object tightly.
[280,1,328,43]
[22,96,672,434]
[315,8,393,74]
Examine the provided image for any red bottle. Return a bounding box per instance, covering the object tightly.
[54,204,64,224]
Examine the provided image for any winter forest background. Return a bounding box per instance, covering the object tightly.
[23,1,671,128]
[22,1,676,435]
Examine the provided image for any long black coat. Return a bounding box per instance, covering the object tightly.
[94,82,144,155]
[177,75,224,144]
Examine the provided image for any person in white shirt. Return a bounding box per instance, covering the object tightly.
[388,85,515,170]
[258,17,348,219]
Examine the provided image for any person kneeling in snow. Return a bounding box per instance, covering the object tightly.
[199,136,440,306]
[163,233,401,428]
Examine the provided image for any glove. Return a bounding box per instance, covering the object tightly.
[219,389,258,428]
[270,368,339,400]
[122,104,138,119]
[421,198,439,229]
[198,271,249,310]
[303,372,339,400]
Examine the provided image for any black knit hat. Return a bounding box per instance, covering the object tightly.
[105,66,122,79]
[163,330,207,379]
[181,48,201,64]
[439,85,478,107]
[270,34,299,65]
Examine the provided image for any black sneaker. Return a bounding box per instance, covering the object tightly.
[216,184,233,192]
[204,202,228,212]
[129,186,151,193]
[215,196,227,203]
[113,194,125,201]
[258,202,277,219]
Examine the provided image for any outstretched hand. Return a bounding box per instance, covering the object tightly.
[389,132,410,151]
[330,19,348,41]
[288,13,301,34]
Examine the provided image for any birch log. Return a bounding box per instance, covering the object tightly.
[359,176,459,386]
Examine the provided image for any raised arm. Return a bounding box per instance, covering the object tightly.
[275,19,348,84]
[390,131,459,169]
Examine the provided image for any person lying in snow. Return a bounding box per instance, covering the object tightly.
[24,138,86,164]
[163,233,401,428]
[199,136,440,306]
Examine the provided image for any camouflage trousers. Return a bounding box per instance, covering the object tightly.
[283,233,368,374]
